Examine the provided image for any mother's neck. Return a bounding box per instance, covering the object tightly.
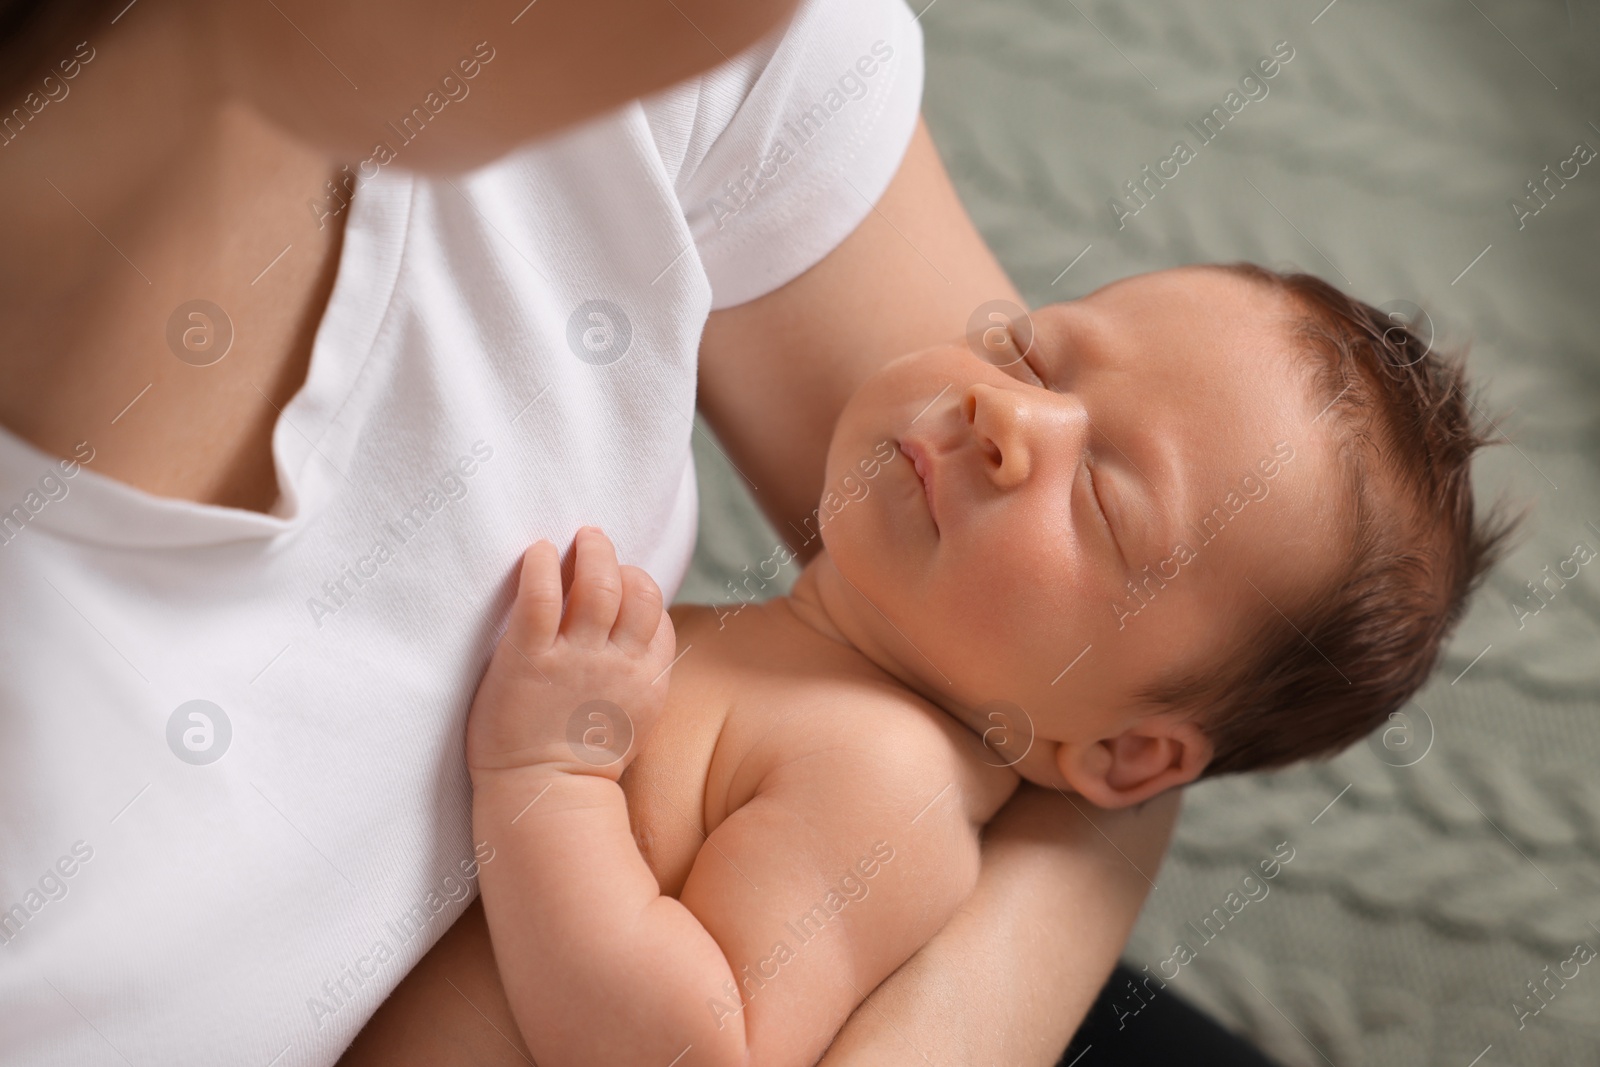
[0,5,333,294]
[0,5,344,465]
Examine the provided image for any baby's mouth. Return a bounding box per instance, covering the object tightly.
[898,438,939,534]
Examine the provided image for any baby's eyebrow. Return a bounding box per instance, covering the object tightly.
[1034,306,1079,370]
[1035,304,1122,383]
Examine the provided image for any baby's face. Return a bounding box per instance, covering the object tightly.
[817,267,1344,787]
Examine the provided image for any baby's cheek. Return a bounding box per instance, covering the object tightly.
[948,544,1071,637]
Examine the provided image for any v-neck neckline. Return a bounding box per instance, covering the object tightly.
[0,170,416,551]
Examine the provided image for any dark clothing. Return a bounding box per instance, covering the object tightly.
[1060,963,1284,1066]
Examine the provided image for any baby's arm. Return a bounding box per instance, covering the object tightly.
[670,723,989,1063]
[467,529,987,1067]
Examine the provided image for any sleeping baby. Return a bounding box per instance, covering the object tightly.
[464,263,1508,1066]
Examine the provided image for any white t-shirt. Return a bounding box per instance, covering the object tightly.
[0,1,923,1061]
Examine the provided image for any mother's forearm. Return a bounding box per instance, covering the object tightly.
[816,785,1180,1067]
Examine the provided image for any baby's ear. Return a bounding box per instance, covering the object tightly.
[1055,716,1212,809]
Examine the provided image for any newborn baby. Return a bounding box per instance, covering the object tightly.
[465,264,1506,1066]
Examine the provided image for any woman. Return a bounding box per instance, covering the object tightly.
[0,0,1178,1063]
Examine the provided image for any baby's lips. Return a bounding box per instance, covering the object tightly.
[897,436,941,533]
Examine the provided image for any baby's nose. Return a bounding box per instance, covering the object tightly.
[964,383,1032,487]
[963,382,1089,489]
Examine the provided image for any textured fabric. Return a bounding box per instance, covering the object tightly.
[0,1,924,1063]
[683,1,1600,1064]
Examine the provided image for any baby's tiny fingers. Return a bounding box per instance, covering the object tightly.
[507,540,563,652]
[563,526,623,647]
[612,565,665,653]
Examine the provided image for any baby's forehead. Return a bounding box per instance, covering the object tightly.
[1037,268,1306,339]
[1029,288,1317,400]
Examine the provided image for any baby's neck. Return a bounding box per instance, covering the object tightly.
[780,549,954,715]
[777,557,854,648]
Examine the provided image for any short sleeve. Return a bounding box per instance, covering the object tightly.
[643,0,925,310]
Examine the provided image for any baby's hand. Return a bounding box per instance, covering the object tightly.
[466,527,676,781]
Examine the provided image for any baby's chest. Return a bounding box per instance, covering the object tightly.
[621,675,986,898]
[618,657,739,896]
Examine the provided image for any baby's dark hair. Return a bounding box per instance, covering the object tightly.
[1144,263,1517,778]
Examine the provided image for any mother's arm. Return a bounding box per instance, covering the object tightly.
[696,117,1014,544]
[820,786,1176,1065]
[337,789,1174,1066]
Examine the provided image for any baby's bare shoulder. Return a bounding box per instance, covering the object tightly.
[733,669,1018,830]
[669,600,1018,829]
